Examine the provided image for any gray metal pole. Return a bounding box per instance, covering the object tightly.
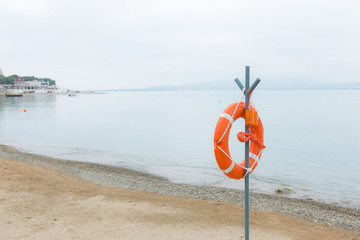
[249,78,261,94]
[244,66,250,240]
[235,78,244,91]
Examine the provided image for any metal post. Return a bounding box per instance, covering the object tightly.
[235,78,244,91]
[244,66,250,240]
[249,78,261,94]
[234,66,261,240]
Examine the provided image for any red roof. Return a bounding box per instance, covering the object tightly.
[14,77,24,82]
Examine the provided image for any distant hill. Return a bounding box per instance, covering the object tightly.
[144,80,236,91]
[310,82,360,90]
[141,80,360,91]
[104,79,360,92]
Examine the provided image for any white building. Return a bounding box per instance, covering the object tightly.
[3,77,56,91]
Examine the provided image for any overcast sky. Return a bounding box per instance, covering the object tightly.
[0,0,359,90]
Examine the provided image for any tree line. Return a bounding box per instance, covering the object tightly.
[0,75,56,86]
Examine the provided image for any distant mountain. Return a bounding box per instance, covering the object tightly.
[144,80,236,91]
[142,80,360,91]
[310,82,360,90]
[105,80,360,92]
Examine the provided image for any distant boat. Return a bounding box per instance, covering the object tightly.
[68,94,77,97]
[5,93,23,97]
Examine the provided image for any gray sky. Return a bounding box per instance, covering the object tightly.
[0,0,359,90]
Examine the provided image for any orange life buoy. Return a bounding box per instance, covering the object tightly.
[214,101,265,179]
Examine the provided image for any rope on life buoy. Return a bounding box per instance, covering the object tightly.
[213,95,265,179]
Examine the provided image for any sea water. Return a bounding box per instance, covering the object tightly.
[0,90,359,208]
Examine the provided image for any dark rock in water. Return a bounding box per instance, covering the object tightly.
[276,189,283,194]
[276,187,293,194]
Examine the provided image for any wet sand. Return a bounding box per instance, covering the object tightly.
[0,145,359,240]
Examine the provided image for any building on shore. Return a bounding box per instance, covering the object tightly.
[2,77,56,92]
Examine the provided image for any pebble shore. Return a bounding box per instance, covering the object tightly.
[1,145,359,233]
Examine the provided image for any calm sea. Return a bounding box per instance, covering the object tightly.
[0,90,359,208]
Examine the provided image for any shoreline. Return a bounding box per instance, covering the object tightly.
[6,145,359,210]
[0,144,359,234]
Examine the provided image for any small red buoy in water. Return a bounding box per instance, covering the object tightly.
[24,110,27,112]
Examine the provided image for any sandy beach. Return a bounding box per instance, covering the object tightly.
[0,145,359,240]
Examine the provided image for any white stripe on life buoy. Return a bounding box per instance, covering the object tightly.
[220,113,234,124]
[222,161,235,174]
[249,152,259,162]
